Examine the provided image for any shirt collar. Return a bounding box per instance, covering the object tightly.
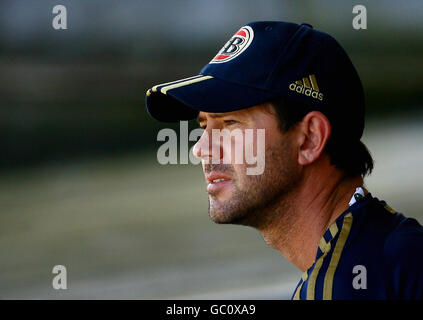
[314,187,370,260]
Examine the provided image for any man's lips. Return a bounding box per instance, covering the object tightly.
[206,172,232,184]
[206,172,232,194]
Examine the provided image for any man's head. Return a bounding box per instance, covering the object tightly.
[191,97,373,227]
[145,21,373,227]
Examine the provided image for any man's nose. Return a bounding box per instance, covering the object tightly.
[193,128,223,162]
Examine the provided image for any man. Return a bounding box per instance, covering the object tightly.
[145,21,423,299]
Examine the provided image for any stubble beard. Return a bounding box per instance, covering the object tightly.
[207,142,301,229]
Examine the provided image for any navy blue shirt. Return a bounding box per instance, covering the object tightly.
[291,193,423,299]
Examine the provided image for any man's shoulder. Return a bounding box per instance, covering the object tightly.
[383,213,423,266]
[360,196,420,237]
[363,196,423,265]
[349,196,423,299]
[381,210,423,299]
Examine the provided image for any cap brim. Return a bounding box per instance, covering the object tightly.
[145,74,276,122]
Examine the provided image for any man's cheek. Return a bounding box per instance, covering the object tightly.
[243,128,266,176]
[231,165,247,187]
[220,137,243,165]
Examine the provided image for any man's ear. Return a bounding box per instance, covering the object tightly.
[297,111,331,166]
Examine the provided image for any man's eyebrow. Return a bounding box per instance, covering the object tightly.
[196,113,235,123]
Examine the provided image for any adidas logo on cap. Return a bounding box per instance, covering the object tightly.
[289,74,323,101]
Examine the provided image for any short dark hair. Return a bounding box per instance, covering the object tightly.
[270,95,374,177]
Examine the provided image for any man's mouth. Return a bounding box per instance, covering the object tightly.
[206,172,231,183]
[206,172,232,194]
[211,178,228,183]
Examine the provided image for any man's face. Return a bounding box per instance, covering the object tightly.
[194,104,301,227]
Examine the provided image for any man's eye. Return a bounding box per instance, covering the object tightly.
[224,120,237,126]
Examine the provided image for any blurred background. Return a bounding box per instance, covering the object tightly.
[0,0,422,299]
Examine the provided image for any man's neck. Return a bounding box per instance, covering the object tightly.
[257,168,363,271]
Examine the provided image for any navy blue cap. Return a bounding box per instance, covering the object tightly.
[146,21,365,140]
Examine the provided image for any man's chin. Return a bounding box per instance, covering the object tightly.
[208,200,247,225]
[209,211,237,224]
